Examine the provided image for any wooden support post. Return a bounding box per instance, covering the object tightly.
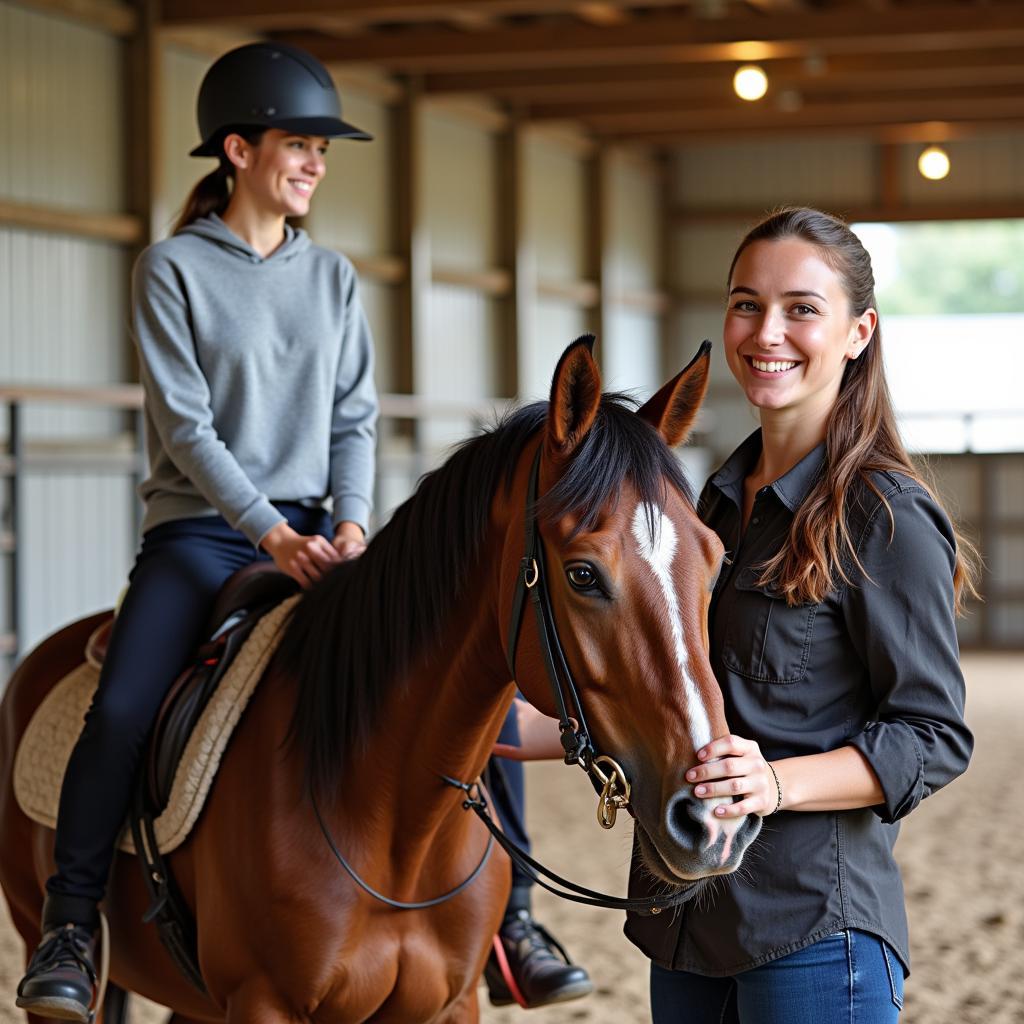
[878,141,902,212]
[5,402,24,664]
[978,454,996,649]
[393,76,429,468]
[125,0,161,251]
[123,0,161,526]
[498,110,531,399]
[586,144,613,370]
[656,148,676,381]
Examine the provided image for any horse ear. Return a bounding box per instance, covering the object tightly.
[637,340,712,447]
[546,334,602,458]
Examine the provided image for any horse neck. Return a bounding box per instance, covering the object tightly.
[322,547,514,860]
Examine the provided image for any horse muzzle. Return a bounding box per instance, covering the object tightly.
[636,787,762,883]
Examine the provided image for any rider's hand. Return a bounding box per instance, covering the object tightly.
[685,733,782,818]
[260,522,341,588]
[332,521,367,560]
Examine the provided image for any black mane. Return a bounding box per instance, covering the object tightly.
[278,394,694,796]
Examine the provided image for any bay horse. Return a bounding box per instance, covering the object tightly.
[0,337,761,1023]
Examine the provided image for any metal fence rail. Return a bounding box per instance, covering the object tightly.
[1,385,510,669]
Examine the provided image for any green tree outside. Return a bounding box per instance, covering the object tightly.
[873,220,1024,315]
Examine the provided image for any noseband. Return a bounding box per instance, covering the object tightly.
[505,446,631,830]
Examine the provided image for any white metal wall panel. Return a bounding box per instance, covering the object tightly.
[992,454,1024,516]
[608,153,660,292]
[0,228,127,436]
[0,1,122,209]
[160,44,216,238]
[527,139,587,282]
[523,301,588,402]
[900,134,1024,206]
[602,307,660,395]
[15,473,135,655]
[672,223,747,294]
[418,284,501,450]
[357,278,397,394]
[672,140,875,211]
[0,226,133,657]
[423,109,498,268]
[309,86,394,258]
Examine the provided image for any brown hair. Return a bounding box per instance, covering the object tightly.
[172,128,267,234]
[729,207,980,613]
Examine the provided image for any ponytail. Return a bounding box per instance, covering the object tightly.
[172,127,267,234]
[173,161,232,233]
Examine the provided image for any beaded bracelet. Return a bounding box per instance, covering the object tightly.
[765,761,783,816]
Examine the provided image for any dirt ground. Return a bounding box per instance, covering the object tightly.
[1,652,1021,1023]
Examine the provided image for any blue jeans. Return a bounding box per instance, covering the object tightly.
[651,930,905,1024]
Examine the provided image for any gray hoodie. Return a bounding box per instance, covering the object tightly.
[132,213,378,546]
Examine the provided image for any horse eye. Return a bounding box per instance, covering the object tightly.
[566,564,598,590]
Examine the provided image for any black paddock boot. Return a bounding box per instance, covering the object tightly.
[484,909,594,1009]
[16,897,100,1022]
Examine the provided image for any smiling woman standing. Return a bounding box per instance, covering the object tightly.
[624,207,978,1023]
[15,43,378,1021]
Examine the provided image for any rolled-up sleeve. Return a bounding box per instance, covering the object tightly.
[843,485,973,823]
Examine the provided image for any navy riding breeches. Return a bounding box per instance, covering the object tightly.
[47,504,330,908]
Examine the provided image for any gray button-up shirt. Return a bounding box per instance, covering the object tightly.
[624,430,973,976]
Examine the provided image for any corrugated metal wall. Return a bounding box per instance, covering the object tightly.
[604,152,663,394]
[523,138,589,400]
[0,0,134,654]
[6,9,1021,658]
[160,44,210,237]
[418,108,503,449]
[0,3,123,209]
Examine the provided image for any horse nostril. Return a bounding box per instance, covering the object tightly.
[665,791,707,852]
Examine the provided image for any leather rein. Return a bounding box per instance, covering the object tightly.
[314,443,699,913]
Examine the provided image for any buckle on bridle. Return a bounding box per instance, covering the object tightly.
[590,755,631,830]
[522,557,539,589]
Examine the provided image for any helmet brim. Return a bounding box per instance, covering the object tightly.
[190,116,373,157]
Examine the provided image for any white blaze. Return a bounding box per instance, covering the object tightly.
[631,503,713,753]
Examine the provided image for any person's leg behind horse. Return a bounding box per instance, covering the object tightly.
[15,512,311,1020]
[483,702,593,1009]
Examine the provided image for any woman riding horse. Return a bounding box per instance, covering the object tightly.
[13,40,378,1020]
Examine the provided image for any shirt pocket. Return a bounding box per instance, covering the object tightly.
[721,567,817,683]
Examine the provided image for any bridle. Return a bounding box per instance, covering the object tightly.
[505,444,632,830]
[314,440,699,913]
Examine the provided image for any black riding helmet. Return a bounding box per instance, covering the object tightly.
[190,41,372,157]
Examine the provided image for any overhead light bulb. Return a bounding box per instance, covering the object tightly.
[918,145,950,181]
[733,65,768,102]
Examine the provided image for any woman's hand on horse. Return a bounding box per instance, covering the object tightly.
[261,521,341,587]
[332,521,367,560]
[685,734,781,818]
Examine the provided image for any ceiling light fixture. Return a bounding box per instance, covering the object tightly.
[733,65,768,102]
[918,145,950,181]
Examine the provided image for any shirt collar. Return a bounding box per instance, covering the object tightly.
[710,429,827,513]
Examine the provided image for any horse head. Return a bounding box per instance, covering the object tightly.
[504,336,761,883]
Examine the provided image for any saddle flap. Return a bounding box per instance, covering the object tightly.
[145,594,290,813]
